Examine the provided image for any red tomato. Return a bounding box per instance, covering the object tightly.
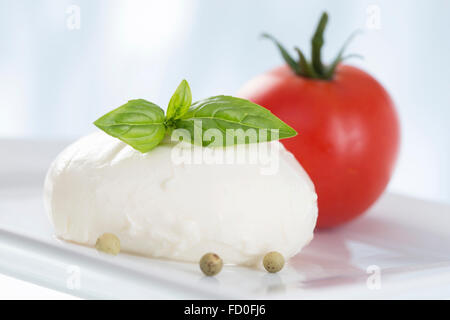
[238,64,400,228]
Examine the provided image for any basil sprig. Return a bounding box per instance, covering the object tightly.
[94,80,297,153]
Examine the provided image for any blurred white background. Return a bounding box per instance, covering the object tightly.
[1,0,449,204]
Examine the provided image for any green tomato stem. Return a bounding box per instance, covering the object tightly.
[311,12,328,77]
[263,11,360,81]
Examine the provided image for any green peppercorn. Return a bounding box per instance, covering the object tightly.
[263,251,285,273]
[95,233,120,255]
[199,253,223,276]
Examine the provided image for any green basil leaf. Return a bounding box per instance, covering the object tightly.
[94,99,166,153]
[174,95,297,147]
[166,79,192,120]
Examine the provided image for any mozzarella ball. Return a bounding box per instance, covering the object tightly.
[44,132,317,266]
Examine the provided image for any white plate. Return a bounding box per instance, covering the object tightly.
[1,139,450,299]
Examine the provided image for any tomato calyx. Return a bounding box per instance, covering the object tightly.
[262,12,361,80]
